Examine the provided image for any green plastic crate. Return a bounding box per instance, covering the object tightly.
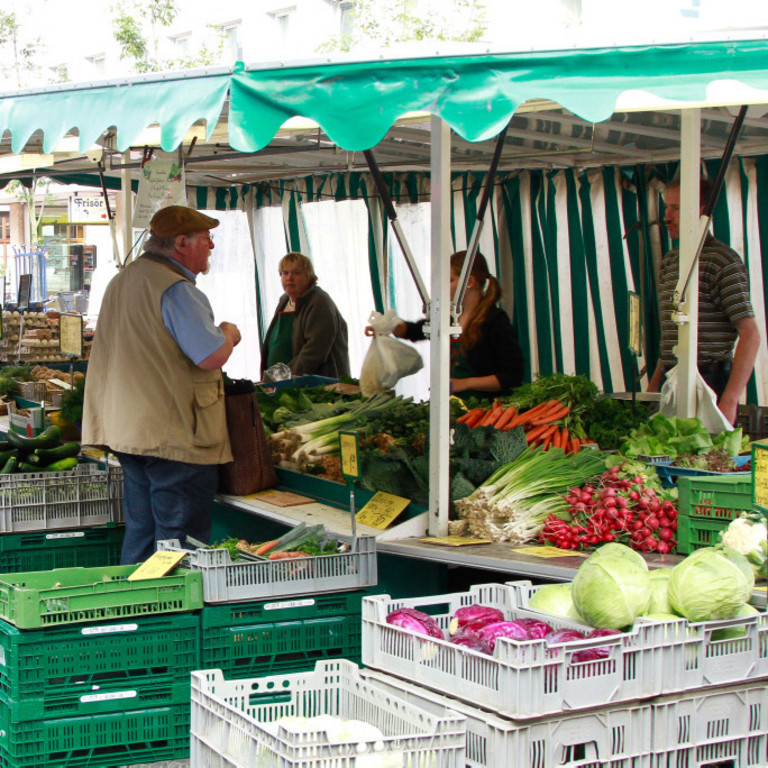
[0,611,199,722]
[0,702,189,768]
[677,475,754,554]
[0,565,203,629]
[201,591,363,680]
[0,525,124,573]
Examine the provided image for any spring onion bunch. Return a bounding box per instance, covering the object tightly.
[455,446,607,544]
[269,392,410,466]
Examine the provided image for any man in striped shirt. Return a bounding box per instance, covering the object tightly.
[648,180,760,426]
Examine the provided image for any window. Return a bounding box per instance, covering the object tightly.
[48,64,68,83]
[85,54,106,79]
[170,32,191,58]
[218,21,242,60]
[269,7,295,52]
[339,1,355,38]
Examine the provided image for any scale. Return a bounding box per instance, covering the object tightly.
[339,430,361,547]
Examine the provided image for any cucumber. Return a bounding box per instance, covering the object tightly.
[31,442,81,466]
[18,461,41,472]
[44,457,80,472]
[0,455,18,474]
[0,449,18,464]
[6,425,62,451]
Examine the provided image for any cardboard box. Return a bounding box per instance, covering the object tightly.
[8,397,46,437]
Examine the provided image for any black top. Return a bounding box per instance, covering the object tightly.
[404,305,524,395]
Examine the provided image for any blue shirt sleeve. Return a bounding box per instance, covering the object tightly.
[161,281,225,365]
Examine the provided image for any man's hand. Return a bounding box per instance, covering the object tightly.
[219,321,241,347]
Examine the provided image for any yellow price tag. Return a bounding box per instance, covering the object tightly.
[339,431,360,480]
[509,546,585,558]
[356,491,410,529]
[127,550,188,581]
[59,313,84,357]
[752,442,768,512]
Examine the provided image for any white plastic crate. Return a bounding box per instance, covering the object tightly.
[650,682,768,768]
[0,463,123,532]
[511,579,768,693]
[189,660,466,767]
[362,583,666,719]
[157,535,376,603]
[363,667,654,768]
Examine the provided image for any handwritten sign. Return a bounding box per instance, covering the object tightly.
[339,431,360,482]
[752,441,768,513]
[127,550,187,581]
[59,313,83,357]
[356,491,410,529]
[509,546,585,558]
[132,159,187,229]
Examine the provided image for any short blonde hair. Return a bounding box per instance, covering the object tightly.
[279,252,317,285]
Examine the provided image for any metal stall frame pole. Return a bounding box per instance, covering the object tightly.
[453,125,508,319]
[362,149,431,315]
[428,115,452,537]
[673,105,748,418]
[120,150,133,267]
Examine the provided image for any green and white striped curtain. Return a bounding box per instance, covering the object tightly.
[243,160,768,404]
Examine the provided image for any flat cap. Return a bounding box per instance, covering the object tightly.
[149,206,220,238]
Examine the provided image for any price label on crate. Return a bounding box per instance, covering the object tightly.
[752,440,768,514]
[356,491,410,529]
[127,550,187,581]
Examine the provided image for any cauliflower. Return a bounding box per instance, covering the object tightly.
[720,514,768,579]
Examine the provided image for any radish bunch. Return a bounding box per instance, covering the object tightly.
[539,464,678,554]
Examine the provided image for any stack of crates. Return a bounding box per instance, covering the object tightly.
[158,534,378,680]
[676,474,754,554]
[0,564,203,767]
[359,581,768,768]
[0,462,125,572]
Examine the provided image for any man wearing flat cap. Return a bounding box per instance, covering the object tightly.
[83,205,241,563]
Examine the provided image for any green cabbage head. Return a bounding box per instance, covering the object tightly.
[668,548,753,622]
[528,583,584,622]
[572,544,652,629]
[647,568,674,615]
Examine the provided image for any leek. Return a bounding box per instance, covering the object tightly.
[455,446,606,544]
[270,392,411,465]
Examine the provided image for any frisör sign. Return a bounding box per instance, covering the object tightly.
[69,194,109,223]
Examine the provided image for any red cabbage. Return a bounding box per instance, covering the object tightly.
[512,617,554,639]
[386,607,444,639]
[449,632,492,654]
[475,620,530,650]
[545,629,587,645]
[572,627,622,662]
[452,604,504,631]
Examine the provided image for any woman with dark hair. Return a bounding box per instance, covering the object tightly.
[382,251,524,397]
[261,252,350,378]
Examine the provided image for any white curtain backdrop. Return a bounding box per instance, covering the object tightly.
[196,209,260,380]
[300,198,374,381]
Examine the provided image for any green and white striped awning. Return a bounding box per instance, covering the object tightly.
[2,39,768,155]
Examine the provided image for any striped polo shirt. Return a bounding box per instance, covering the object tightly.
[657,235,754,369]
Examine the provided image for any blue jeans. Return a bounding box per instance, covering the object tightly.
[115,452,219,564]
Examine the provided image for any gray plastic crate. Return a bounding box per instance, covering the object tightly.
[157,535,376,603]
[364,667,654,768]
[511,579,768,693]
[650,682,768,767]
[362,583,665,719]
[0,463,123,532]
[189,660,466,768]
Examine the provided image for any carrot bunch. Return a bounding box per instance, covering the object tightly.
[456,401,517,430]
[456,398,591,454]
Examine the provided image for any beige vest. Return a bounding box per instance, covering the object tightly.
[82,253,233,464]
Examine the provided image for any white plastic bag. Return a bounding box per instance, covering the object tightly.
[659,364,732,434]
[359,309,424,396]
